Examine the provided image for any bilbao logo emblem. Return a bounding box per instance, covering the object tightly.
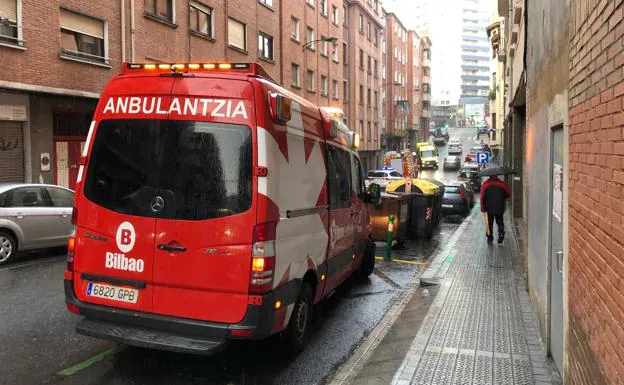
[116,221,136,253]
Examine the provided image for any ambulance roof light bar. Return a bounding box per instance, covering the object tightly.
[121,62,276,82]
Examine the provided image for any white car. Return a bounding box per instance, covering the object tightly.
[366,170,404,189]
[448,139,463,154]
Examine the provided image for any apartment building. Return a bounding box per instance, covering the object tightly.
[343,0,382,172]
[381,10,408,153]
[0,0,343,186]
[460,0,491,122]
[407,29,431,143]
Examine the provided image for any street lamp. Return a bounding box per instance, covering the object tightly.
[302,36,338,51]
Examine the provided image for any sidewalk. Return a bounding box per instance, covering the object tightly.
[332,209,562,385]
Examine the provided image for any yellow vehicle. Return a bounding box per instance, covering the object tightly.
[416,142,439,169]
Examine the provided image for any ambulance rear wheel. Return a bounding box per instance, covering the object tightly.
[284,282,313,354]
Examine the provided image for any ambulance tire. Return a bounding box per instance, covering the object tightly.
[358,240,376,279]
[284,282,313,355]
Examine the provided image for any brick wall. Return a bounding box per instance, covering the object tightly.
[567,0,624,383]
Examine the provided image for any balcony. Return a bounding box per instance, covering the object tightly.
[423,75,431,84]
[423,58,431,67]
[423,92,430,101]
[421,110,431,118]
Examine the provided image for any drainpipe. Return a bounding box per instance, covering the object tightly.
[130,0,136,62]
[121,0,126,62]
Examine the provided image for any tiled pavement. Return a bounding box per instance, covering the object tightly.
[390,210,562,385]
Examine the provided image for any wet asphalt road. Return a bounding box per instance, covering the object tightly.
[0,127,479,385]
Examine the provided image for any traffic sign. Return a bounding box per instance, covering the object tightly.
[476,151,489,164]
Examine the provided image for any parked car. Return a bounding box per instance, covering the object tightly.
[477,124,490,135]
[65,61,381,356]
[443,156,462,170]
[459,163,482,192]
[441,181,472,216]
[0,183,74,265]
[447,138,462,155]
[367,169,404,190]
[465,146,484,163]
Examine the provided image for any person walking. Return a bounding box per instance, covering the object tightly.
[480,175,511,244]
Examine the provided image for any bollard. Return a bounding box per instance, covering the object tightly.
[385,215,395,261]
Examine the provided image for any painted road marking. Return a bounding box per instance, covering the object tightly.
[57,345,124,376]
[375,256,428,266]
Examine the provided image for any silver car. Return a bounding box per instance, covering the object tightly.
[0,184,74,265]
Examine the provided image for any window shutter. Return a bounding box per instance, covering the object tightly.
[60,9,103,39]
[0,0,17,22]
[228,18,245,50]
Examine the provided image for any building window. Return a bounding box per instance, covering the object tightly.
[0,0,20,45]
[359,13,363,33]
[321,75,328,96]
[306,26,315,50]
[367,88,371,106]
[189,2,213,38]
[367,22,371,40]
[321,35,328,56]
[144,0,173,22]
[332,80,339,99]
[343,43,348,64]
[60,8,107,64]
[258,32,274,60]
[291,17,300,41]
[343,80,348,100]
[332,5,338,25]
[359,49,364,69]
[343,5,348,26]
[374,28,378,45]
[228,18,246,51]
[292,63,301,87]
[367,122,371,141]
[374,59,378,77]
[374,123,378,139]
[332,43,338,62]
[374,91,378,107]
[307,69,315,91]
[367,55,371,72]
[359,85,364,105]
[306,0,315,6]
[320,0,327,16]
[359,120,364,136]
[259,0,273,7]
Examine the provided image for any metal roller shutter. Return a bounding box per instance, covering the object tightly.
[0,121,24,183]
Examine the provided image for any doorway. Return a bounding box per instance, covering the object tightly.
[549,124,564,374]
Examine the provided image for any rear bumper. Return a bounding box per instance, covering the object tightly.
[441,202,468,215]
[65,278,299,355]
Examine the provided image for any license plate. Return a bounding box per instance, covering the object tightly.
[442,204,453,208]
[87,282,139,304]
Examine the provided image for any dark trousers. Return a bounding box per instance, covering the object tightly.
[487,213,505,238]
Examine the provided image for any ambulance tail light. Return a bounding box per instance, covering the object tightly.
[67,236,76,272]
[71,206,78,226]
[250,222,277,294]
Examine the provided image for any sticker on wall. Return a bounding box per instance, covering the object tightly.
[40,153,51,171]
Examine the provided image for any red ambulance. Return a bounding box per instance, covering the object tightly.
[64,62,381,354]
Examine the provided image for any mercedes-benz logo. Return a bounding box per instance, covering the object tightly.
[150,196,165,212]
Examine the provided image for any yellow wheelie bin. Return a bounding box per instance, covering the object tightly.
[385,179,442,239]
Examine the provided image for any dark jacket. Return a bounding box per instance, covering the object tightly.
[480,177,511,215]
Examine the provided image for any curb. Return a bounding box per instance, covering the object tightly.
[325,213,473,385]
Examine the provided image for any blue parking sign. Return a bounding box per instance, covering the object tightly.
[476,152,489,164]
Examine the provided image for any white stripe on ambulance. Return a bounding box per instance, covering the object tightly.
[102,97,248,119]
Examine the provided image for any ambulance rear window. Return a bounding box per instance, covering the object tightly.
[84,119,252,220]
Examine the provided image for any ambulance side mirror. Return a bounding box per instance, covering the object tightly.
[367,183,381,205]
[325,119,339,139]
